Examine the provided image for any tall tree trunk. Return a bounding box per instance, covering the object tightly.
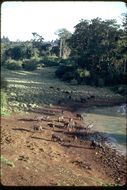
[59,38,62,58]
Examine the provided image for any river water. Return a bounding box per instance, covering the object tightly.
[79,106,126,156]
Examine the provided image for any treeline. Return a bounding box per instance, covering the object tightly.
[1,14,127,88]
[1,33,62,71]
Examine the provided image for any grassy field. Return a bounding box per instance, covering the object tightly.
[1,66,123,112]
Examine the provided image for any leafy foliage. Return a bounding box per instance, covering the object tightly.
[5,59,22,70]
[22,59,38,71]
[55,64,76,81]
[55,16,127,87]
[0,91,10,116]
[42,56,60,67]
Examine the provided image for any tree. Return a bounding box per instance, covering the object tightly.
[55,28,72,59]
[32,32,44,56]
[1,36,10,43]
[4,46,23,60]
[68,17,124,85]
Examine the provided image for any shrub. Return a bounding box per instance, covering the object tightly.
[42,56,60,67]
[55,65,75,79]
[75,68,91,84]
[77,68,90,78]
[5,59,22,70]
[22,59,38,71]
[62,71,75,82]
[60,58,76,66]
[55,65,67,78]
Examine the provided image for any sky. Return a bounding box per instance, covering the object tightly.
[1,1,127,42]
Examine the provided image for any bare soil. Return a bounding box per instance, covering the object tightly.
[1,104,126,186]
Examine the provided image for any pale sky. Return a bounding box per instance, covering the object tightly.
[1,1,126,41]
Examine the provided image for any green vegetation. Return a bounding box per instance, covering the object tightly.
[5,59,22,70]
[1,155,15,167]
[22,58,38,71]
[55,15,126,89]
[42,56,60,67]
[1,77,11,116]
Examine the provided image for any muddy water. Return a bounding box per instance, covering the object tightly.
[79,106,126,156]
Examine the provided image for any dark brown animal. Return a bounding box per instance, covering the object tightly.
[48,123,55,129]
[76,113,83,120]
[51,134,63,142]
[90,140,103,149]
[33,125,43,131]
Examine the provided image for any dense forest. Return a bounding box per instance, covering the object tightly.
[1,14,127,92]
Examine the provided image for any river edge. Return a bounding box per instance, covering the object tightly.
[77,106,126,157]
[1,103,126,185]
[53,102,127,185]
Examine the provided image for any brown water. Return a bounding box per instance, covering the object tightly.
[80,106,126,156]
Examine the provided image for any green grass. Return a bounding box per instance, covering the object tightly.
[1,155,15,167]
[0,91,11,116]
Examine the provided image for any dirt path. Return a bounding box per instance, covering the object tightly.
[1,106,126,186]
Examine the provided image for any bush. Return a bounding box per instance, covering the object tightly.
[60,58,76,66]
[75,68,91,84]
[22,59,38,71]
[55,65,67,78]
[55,65,75,79]
[42,56,60,67]
[62,71,75,82]
[5,59,22,70]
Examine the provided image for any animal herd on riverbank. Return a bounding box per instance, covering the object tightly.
[32,109,105,150]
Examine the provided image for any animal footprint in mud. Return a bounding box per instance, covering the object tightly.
[39,148,44,152]
[18,155,29,161]
[5,136,13,144]
[26,144,34,150]
[26,142,37,150]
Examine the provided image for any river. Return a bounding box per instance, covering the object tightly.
[79,105,126,156]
